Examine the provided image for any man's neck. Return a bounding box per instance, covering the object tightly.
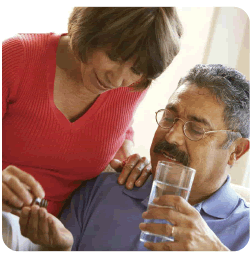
[188,175,228,206]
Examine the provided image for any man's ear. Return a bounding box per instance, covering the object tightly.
[228,138,250,166]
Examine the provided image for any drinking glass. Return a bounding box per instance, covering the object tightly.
[140,161,196,243]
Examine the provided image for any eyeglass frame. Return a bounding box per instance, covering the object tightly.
[155,109,242,141]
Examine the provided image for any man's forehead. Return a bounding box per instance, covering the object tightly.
[166,83,226,129]
[168,83,221,106]
[174,83,213,98]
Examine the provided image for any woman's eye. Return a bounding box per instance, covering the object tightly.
[107,52,119,61]
[131,67,142,76]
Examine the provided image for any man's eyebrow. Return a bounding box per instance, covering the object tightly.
[187,115,212,128]
[165,103,178,113]
[165,103,213,129]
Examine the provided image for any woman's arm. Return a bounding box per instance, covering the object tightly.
[113,139,134,161]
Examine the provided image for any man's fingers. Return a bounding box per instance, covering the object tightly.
[144,241,182,251]
[142,206,192,228]
[139,222,173,238]
[153,195,198,216]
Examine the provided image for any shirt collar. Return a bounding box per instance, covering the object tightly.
[122,176,152,207]
[200,175,240,219]
[122,175,239,218]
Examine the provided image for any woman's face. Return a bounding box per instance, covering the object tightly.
[80,49,144,94]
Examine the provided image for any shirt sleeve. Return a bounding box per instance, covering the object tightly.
[59,178,97,251]
[2,35,25,118]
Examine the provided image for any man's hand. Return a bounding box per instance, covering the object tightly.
[110,153,152,190]
[19,205,73,251]
[139,195,229,251]
[2,165,45,216]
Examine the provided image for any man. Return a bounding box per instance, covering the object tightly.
[17,64,250,251]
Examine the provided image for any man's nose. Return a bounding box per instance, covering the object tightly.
[164,120,185,146]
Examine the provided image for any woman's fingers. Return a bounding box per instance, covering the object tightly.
[2,165,45,200]
[117,154,141,185]
[125,156,150,189]
[2,174,33,206]
[29,205,40,241]
[19,207,31,237]
[38,208,50,244]
[2,182,24,209]
[135,163,152,187]
[6,166,45,198]
[2,165,45,212]
[110,159,122,172]
[117,154,152,189]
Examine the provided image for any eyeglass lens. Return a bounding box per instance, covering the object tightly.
[156,109,205,141]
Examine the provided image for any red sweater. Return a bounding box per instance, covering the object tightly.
[2,33,148,216]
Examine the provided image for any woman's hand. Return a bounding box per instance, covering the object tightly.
[19,205,73,251]
[2,165,45,216]
[110,153,152,190]
[113,139,134,161]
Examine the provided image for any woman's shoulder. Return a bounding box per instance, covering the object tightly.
[3,33,61,53]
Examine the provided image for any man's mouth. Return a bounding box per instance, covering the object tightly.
[153,140,190,166]
[161,151,177,161]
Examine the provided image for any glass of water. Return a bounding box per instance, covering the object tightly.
[140,161,196,243]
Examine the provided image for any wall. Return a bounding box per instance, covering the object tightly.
[203,7,250,187]
[132,7,215,158]
[132,7,250,187]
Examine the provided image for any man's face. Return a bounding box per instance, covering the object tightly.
[150,83,234,196]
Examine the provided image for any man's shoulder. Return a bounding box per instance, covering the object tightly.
[75,172,121,197]
[87,172,120,188]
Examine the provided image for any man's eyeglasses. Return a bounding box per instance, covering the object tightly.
[155,109,241,141]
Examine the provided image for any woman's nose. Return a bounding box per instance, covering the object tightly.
[107,62,136,88]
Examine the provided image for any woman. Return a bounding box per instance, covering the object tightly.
[2,7,183,217]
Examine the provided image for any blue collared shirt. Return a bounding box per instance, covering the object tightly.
[60,173,249,251]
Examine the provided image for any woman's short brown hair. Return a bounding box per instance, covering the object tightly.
[68,7,183,90]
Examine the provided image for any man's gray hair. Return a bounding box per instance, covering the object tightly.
[178,64,250,148]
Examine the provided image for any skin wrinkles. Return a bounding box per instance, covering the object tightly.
[150,83,234,205]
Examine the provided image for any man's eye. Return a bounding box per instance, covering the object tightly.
[164,117,174,123]
[188,123,204,135]
[191,129,204,135]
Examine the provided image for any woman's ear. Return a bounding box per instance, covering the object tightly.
[228,138,249,166]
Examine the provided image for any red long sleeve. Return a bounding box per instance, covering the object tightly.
[2,33,148,216]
